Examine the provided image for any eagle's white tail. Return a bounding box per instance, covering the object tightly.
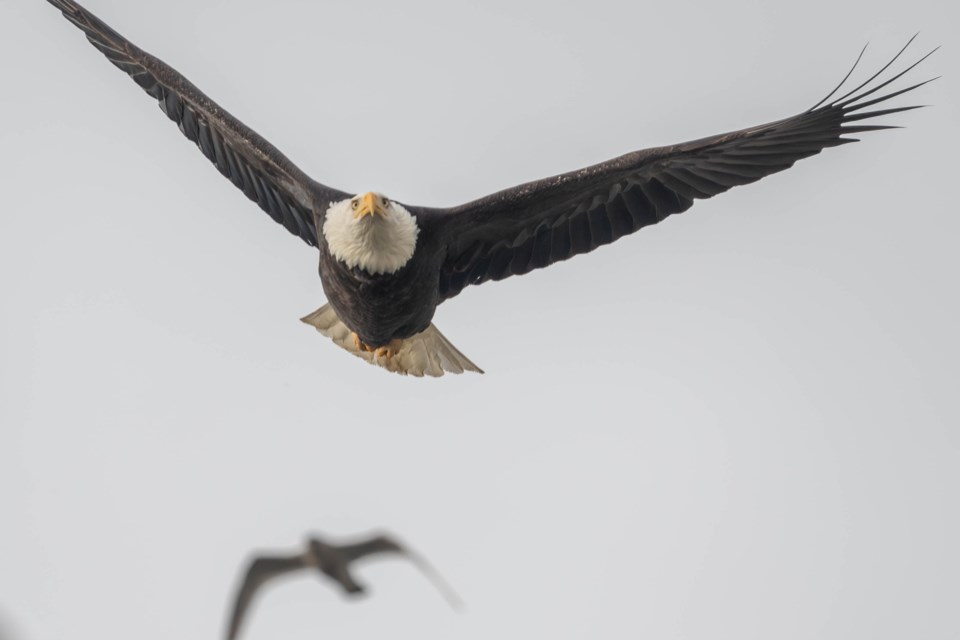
[300,305,483,377]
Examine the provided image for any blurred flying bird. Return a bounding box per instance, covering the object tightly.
[45,0,937,376]
[225,533,460,640]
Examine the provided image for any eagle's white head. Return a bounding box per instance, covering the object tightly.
[322,192,419,275]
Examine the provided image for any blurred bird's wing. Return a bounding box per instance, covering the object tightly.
[46,0,351,247]
[339,535,463,609]
[337,535,405,562]
[404,547,465,610]
[225,554,308,640]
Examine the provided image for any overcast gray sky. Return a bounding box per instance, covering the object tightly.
[1,0,958,639]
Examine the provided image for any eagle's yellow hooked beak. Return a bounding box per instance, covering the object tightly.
[354,192,388,219]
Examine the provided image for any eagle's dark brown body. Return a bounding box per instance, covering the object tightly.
[317,217,443,347]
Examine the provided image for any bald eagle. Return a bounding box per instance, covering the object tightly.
[45,0,935,376]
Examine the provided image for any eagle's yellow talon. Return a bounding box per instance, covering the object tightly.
[374,339,403,359]
[352,333,378,353]
[352,332,401,358]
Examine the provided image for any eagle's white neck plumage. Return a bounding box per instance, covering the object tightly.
[322,197,419,275]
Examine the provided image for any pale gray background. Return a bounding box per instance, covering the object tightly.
[1,0,958,639]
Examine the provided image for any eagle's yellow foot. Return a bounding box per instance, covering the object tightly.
[352,333,376,353]
[374,339,403,359]
[352,333,401,358]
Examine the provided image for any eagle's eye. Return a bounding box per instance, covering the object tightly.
[351,200,359,210]
[382,197,389,206]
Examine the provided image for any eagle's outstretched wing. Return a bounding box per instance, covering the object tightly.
[46,0,350,246]
[427,39,937,301]
[225,554,308,640]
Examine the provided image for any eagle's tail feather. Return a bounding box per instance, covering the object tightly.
[300,305,483,377]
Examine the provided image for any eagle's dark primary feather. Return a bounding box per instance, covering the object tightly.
[428,38,937,301]
[45,0,350,246]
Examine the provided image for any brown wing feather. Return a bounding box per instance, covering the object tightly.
[46,0,350,246]
[427,39,937,301]
[225,554,307,640]
[336,535,463,609]
[336,535,405,562]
